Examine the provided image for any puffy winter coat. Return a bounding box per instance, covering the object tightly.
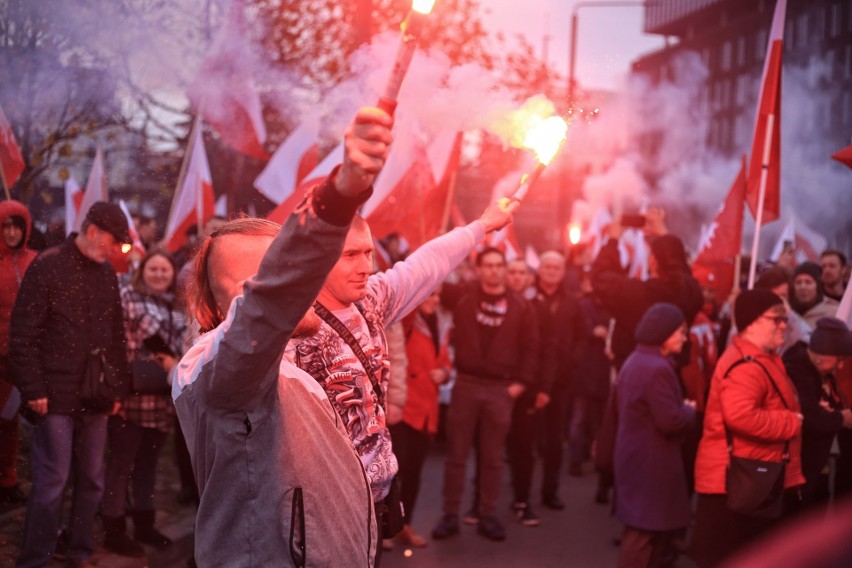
[694,335,805,494]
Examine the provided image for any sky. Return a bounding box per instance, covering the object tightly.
[481,0,666,91]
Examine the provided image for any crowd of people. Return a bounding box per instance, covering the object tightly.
[1,104,851,568]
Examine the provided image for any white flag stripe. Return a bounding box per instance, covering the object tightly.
[72,147,107,233]
[64,175,81,236]
[163,119,213,246]
[254,116,319,203]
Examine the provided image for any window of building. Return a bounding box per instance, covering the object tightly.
[843,91,851,126]
[721,79,731,107]
[735,75,748,107]
[831,3,842,38]
[846,45,852,80]
[701,47,711,69]
[797,13,809,48]
[814,7,826,40]
[755,29,768,60]
[721,41,732,71]
[737,36,746,67]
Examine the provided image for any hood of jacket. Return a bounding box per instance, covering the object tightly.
[0,200,32,255]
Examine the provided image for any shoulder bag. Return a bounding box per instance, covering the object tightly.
[722,356,790,519]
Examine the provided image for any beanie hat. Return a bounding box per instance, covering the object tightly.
[734,289,783,332]
[635,303,686,345]
[85,202,131,245]
[810,317,852,357]
[650,235,688,273]
[793,262,822,286]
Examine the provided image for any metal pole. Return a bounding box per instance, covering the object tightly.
[747,113,775,290]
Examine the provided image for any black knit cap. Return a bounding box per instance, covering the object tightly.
[810,317,852,357]
[793,261,822,285]
[85,202,131,245]
[635,303,685,345]
[734,289,784,332]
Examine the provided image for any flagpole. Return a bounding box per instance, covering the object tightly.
[0,173,10,201]
[747,113,774,290]
[439,160,459,234]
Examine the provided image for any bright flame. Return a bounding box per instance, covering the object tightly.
[412,0,436,14]
[523,116,568,165]
[568,224,582,245]
[120,243,133,254]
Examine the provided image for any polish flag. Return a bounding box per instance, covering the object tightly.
[265,144,343,224]
[72,147,108,233]
[254,115,320,204]
[162,118,216,252]
[187,1,268,160]
[118,200,146,252]
[0,103,25,190]
[832,144,852,169]
[746,0,786,225]
[692,156,747,298]
[769,214,826,265]
[64,175,83,236]
[367,132,461,249]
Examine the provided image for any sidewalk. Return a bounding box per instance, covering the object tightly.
[0,420,197,567]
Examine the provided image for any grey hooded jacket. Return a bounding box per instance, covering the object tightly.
[173,180,376,567]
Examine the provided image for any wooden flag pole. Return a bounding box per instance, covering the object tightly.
[0,173,10,201]
[747,114,775,290]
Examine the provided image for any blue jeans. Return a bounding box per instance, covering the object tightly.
[17,413,108,568]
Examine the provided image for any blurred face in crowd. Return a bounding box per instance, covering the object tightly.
[79,223,121,264]
[821,254,843,288]
[143,253,175,295]
[203,217,227,239]
[208,233,321,336]
[476,251,507,292]
[137,218,158,243]
[538,252,565,289]
[505,260,530,293]
[660,324,688,357]
[745,303,788,352]
[319,218,373,310]
[809,350,845,376]
[2,219,23,248]
[793,274,818,305]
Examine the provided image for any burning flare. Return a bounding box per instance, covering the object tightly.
[568,223,582,245]
[412,0,436,14]
[524,115,568,165]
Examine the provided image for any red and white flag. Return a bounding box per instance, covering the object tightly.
[832,144,852,170]
[0,103,25,190]
[187,1,268,160]
[118,200,146,253]
[72,147,108,233]
[163,118,215,252]
[693,156,747,298]
[769,214,826,265]
[64,175,83,236]
[367,132,462,249]
[265,144,342,224]
[746,0,785,225]
[254,115,320,204]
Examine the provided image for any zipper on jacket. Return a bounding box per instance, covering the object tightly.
[289,487,306,567]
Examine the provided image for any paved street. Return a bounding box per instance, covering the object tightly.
[0,423,700,568]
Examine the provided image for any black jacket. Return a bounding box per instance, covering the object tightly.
[453,288,539,387]
[783,341,845,486]
[532,285,580,392]
[10,236,130,414]
[592,238,703,367]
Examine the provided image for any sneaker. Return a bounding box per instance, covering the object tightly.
[396,524,428,548]
[431,514,460,540]
[462,507,479,525]
[542,495,565,511]
[476,515,506,541]
[512,502,540,527]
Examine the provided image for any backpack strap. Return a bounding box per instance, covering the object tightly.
[313,301,385,408]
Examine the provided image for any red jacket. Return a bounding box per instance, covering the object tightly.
[695,335,805,494]
[0,200,37,359]
[401,309,452,435]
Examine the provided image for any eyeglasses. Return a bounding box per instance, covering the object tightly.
[761,315,789,326]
